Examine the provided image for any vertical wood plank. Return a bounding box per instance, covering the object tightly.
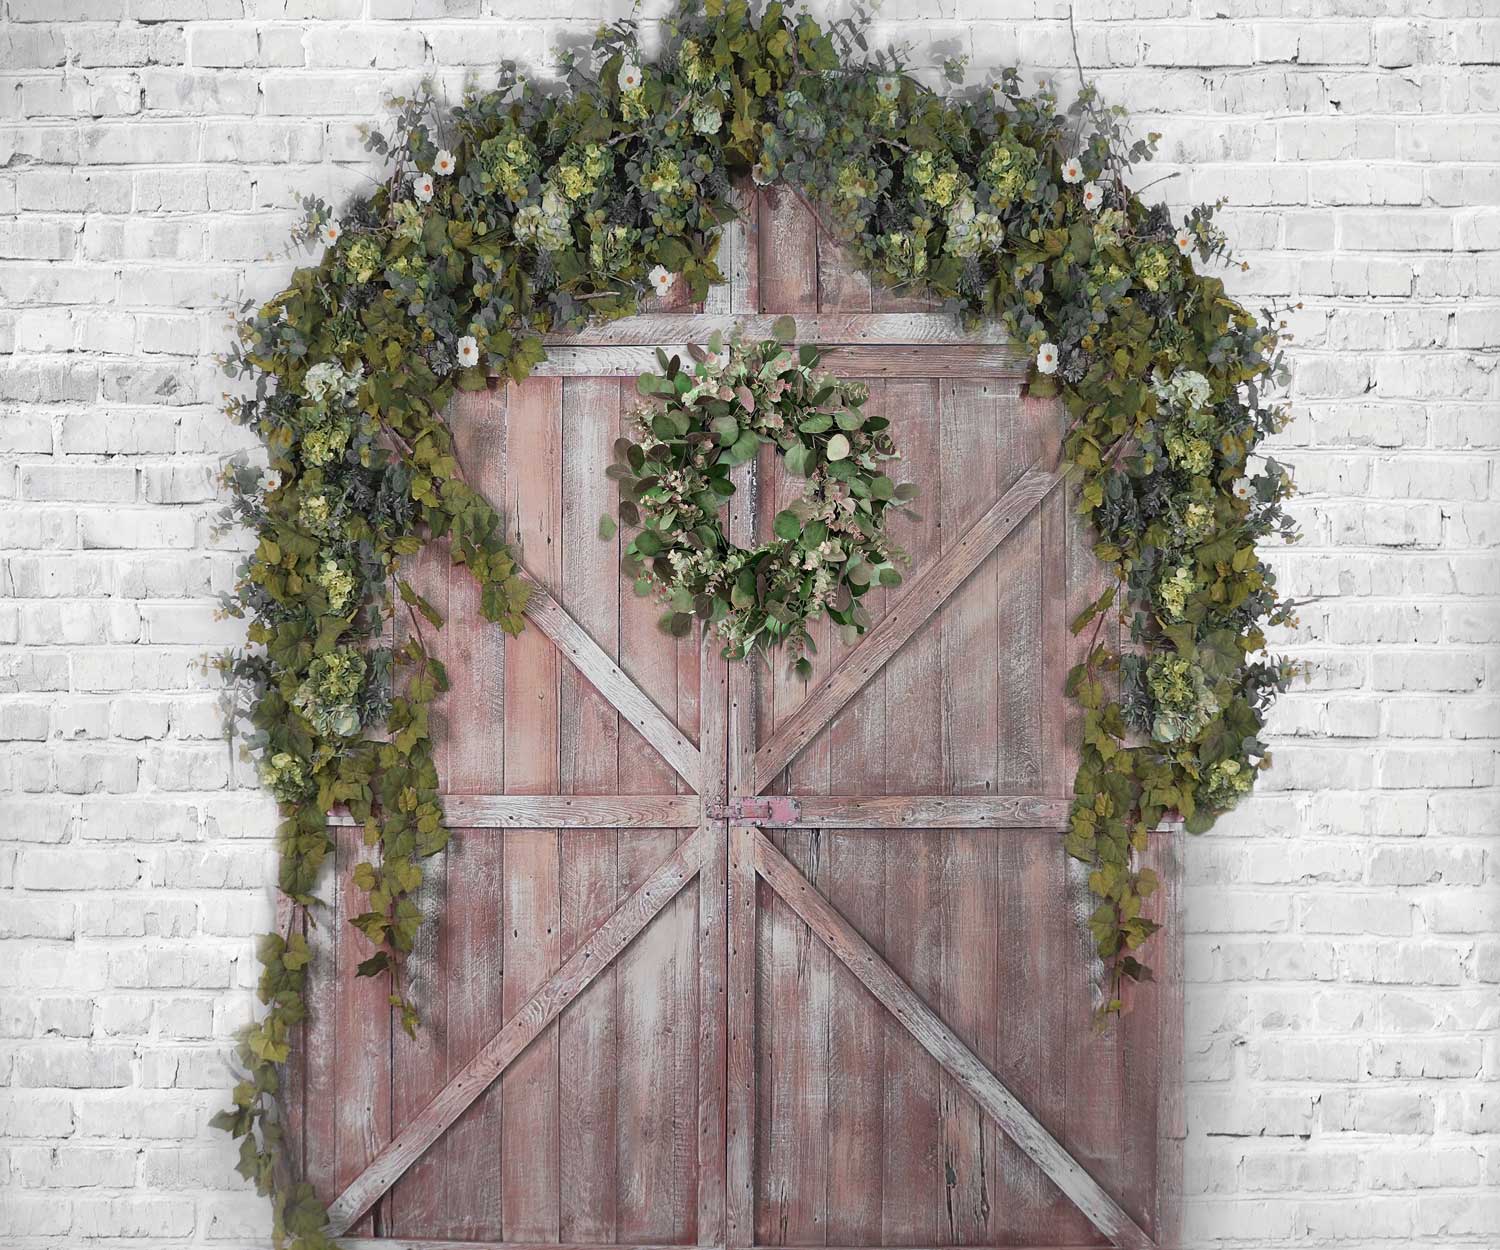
[726,818,758,1247]
[333,827,394,1238]
[501,375,562,1244]
[824,831,886,1245]
[996,833,1073,1243]
[558,376,622,1244]
[698,635,730,1246]
[757,827,829,1248]
[815,222,873,313]
[387,442,456,1236]
[939,379,1000,799]
[300,861,337,1207]
[757,185,819,315]
[433,385,508,1239]
[616,367,698,1244]
[879,379,944,1246]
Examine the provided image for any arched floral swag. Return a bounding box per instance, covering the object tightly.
[213,1,1297,1242]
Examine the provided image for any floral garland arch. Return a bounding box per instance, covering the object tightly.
[214,2,1297,1243]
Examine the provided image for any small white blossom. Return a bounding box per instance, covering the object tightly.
[649,264,675,297]
[875,75,900,101]
[1036,342,1060,375]
[413,173,434,203]
[456,335,480,368]
[1061,157,1084,185]
[261,468,282,494]
[751,161,772,186]
[1231,476,1254,501]
[618,62,643,92]
[693,105,722,135]
[1174,229,1194,256]
[1081,181,1103,212]
[320,220,342,246]
[433,149,455,176]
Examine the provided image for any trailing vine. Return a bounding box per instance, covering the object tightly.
[213,2,1296,1244]
[613,319,917,671]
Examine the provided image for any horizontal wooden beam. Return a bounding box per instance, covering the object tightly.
[341,1243,1113,1250]
[325,825,714,1236]
[529,343,1023,379]
[749,795,1074,829]
[749,828,1156,1250]
[542,312,1017,348]
[328,795,701,829]
[752,464,1066,794]
[524,587,703,790]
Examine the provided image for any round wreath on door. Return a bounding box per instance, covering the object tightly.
[213,2,1297,1242]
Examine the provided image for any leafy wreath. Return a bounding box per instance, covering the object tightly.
[612,318,916,672]
[212,2,1298,1244]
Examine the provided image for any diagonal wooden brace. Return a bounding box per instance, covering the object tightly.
[749,827,1157,1250]
[324,825,715,1236]
[750,464,1066,794]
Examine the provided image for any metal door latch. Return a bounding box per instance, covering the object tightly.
[705,796,802,824]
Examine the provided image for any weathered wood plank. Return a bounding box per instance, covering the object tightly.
[725,823,758,1248]
[698,640,729,1246]
[340,1242,1115,1250]
[501,831,561,1243]
[525,588,702,789]
[332,795,701,829]
[878,381,944,1247]
[529,344,1024,379]
[333,828,394,1238]
[325,827,714,1237]
[541,314,1014,348]
[558,375,625,1244]
[940,380,1001,800]
[616,826,696,1241]
[750,829,1157,1250]
[757,827,829,1247]
[434,382,509,1238]
[751,465,1067,794]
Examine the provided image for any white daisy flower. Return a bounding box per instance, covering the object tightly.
[1231,476,1254,501]
[320,220,342,246]
[1036,342,1060,375]
[1175,229,1194,256]
[648,264,675,297]
[433,149,455,176]
[1061,157,1084,184]
[875,75,900,101]
[413,173,434,203]
[456,335,480,368]
[1081,181,1103,212]
[618,62,643,92]
[261,468,282,494]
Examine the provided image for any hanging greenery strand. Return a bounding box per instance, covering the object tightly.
[212,2,1297,1244]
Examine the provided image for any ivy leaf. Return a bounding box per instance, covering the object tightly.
[598,514,618,540]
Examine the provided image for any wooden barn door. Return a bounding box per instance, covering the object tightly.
[296,187,1182,1250]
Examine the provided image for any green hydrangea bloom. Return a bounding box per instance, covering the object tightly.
[316,558,357,614]
[292,648,366,738]
[1156,562,1197,622]
[1164,429,1214,476]
[1199,757,1254,809]
[478,125,537,201]
[342,236,384,284]
[979,134,1035,207]
[1135,242,1176,292]
[1146,655,1219,744]
[259,750,311,803]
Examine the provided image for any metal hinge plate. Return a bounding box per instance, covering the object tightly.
[706,796,802,824]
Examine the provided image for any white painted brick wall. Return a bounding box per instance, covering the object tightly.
[0,1,1495,1245]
